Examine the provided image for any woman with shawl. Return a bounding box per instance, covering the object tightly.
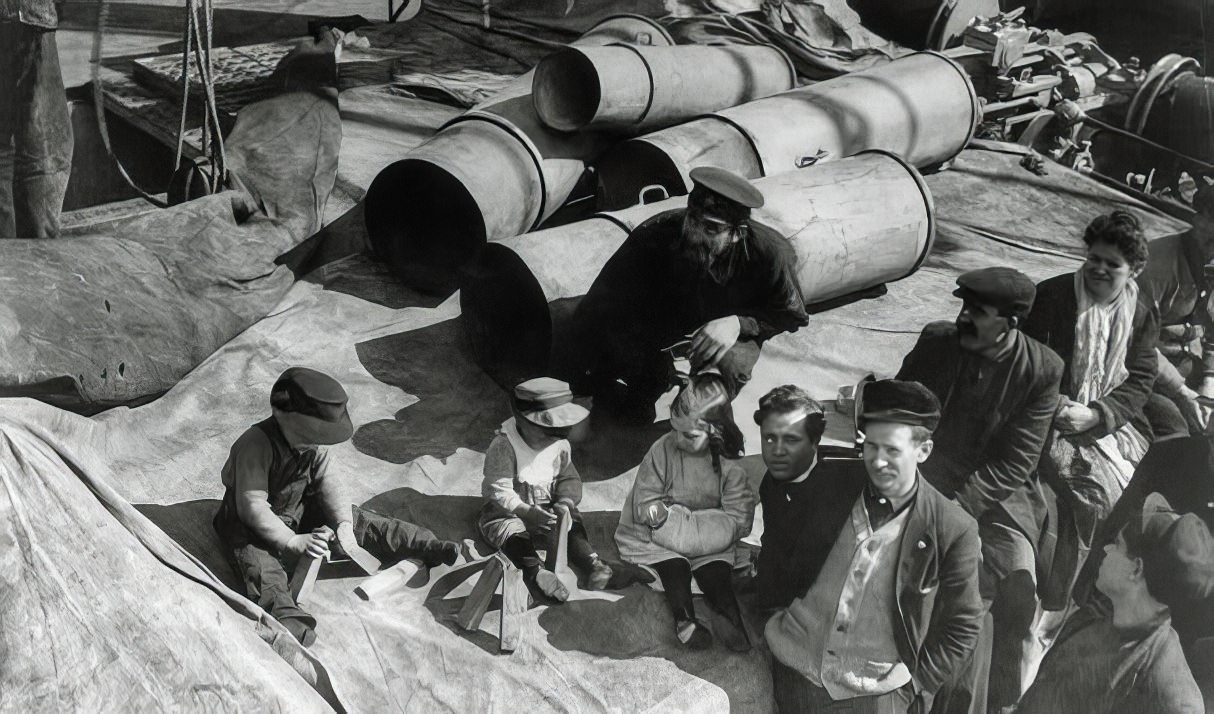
[1025,210,1159,500]
[1023,210,1160,606]
[615,372,756,651]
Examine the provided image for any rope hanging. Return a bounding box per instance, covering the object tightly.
[91,0,229,207]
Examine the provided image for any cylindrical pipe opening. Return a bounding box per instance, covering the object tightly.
[459,243,553,386]
[594,139,688,210]
[533,49,604,133]
[364,158,488,293]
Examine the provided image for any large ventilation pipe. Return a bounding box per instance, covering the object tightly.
[531,44,796,133]
[594,51,979,211]
[363,15,674,291]
[461,151,935,383]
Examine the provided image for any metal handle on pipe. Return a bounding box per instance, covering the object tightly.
[639,184,670,205]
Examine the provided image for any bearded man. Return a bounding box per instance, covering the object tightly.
[570,166,808,423]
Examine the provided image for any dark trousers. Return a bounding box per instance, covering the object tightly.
[499,509,598,574]
[772,659,914,714]
[0,21,72,239]
[931,524,1036,714]
[220,503,450,642]
[1143,390,1192,440]
[651,558,741,624]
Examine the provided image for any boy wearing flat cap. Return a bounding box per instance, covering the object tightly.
[571,165,808,423]
[478,377,613,602]
[765,379,982,714]
[1017,493,1210,713]
[213,367,462,646]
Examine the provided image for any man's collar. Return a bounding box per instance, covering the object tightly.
[784,454,818,484]
[968,328,1018,363]
[865,473,919,514]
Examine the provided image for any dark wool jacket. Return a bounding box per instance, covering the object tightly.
[897,322,1064,553]
[573,209,809,352]
[763,460,983,703]
[753,457,866,611]
[1022,273,1159,439]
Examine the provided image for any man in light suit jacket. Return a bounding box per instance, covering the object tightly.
[764,379,983,714]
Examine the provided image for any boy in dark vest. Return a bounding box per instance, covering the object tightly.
[213,367,462,645]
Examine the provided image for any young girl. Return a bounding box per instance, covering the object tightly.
[478,377,613,602]
[615,373,756,651]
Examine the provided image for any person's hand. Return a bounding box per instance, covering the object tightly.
[1055,403,1100,435]
[286,526,332,559]
[1174,386,1210,433]
[334,521,358,558]
[643,501,671,528]
[689,316,741,367]
[522,505,558,532]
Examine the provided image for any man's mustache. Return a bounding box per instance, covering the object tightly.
[956,320,977,336]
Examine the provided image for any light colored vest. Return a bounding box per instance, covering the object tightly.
[765,494,912,699]
[502,417,570,497]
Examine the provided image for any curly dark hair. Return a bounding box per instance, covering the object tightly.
[1083,210,1149,272]
[753,384,826,444]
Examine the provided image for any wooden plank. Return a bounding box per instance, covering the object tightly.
[498,559,526,653]
[343,542,382,576]
[455,555,503,631]
[290,551,327,605]
[545,506,573,577]
[354,558,422,601]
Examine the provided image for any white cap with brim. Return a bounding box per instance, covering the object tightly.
[514,376,589,429]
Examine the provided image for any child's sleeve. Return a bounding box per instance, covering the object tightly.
[552,448,583,509]
[632,438,671,527]
[482,436,526,514]
[229,431,297,551]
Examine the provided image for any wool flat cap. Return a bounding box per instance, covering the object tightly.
[858,379,941,431]
[271,367,354,445]
[514,377,589,429]
[1137,492,1214,605]
[953,266,1037,319]
[688,166,765,209]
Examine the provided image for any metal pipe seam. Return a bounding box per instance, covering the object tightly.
[612,43,658,129]
[862,148,938,277]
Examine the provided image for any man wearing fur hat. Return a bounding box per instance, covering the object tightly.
[896,266,1064,712]
[213,367,463,646]
[571,166,808,423]
[765,379,983,713]
[1016,493,1210,713]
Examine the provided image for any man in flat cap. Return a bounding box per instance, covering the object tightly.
[1017,493,1211,713]
[764,379,982,714]
[895,266,1064,713]
[571,165,808,423]
[213,367,463,646]
[1140,182,1214,435]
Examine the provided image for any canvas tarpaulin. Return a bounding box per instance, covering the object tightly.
[1,138,1188,710]
[0,39,342,413]
[0,400,346,712]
